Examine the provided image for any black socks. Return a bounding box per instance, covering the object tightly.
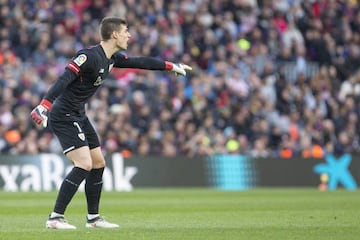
[53,167,90,214]
[85,167,105,214]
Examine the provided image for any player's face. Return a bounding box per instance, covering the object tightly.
[115,25,131,50]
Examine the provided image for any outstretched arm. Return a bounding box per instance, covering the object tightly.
[113,54,192,76]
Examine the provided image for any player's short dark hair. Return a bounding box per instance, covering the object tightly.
[100,17,127,40]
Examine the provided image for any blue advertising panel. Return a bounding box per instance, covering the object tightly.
[207,154,257,190]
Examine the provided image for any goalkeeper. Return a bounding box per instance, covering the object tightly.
[30,16,191,230]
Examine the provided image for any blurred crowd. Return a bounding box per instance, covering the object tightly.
[0,0,360,159]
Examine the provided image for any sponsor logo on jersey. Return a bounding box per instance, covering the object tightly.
[73,54,87,66]
[99,68,104,73]
[94,76,104,86]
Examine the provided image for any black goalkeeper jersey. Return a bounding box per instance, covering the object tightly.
[44,44,166,119]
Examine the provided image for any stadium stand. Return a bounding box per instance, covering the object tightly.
[0,0,359,158]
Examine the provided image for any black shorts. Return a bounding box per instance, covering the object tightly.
[49,114,100,154]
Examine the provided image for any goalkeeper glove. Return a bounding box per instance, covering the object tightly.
[30,99,52,127]
[165,61,192,76]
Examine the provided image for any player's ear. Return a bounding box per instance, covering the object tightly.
[112,31,118,39]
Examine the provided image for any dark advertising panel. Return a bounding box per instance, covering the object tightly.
[0,153,359,191]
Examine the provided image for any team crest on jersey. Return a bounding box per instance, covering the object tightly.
[78,133,85,141]
[74,54,87,66]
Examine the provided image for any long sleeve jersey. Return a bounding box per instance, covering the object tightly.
[44,44,167,117]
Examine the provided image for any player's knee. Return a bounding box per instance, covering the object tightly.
[66,146,93,170]
[93,158,106,169]
[72,156,93,171]
[75,161,93,171]
[81,163,93,171]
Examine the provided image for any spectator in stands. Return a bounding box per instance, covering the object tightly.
[1,0,360,159]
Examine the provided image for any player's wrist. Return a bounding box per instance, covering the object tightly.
[165,61,174,71]
[40,99,52,110]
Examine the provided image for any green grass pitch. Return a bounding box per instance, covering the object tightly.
[0,188,359,240]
